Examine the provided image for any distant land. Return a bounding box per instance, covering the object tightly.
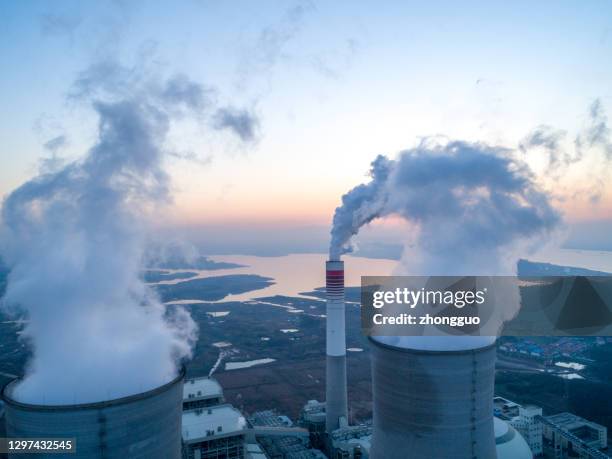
[143,270,198,283]
[151,256,244,271]
[155,274,275,302]
[301,287,361,303]
[517,259,611,277]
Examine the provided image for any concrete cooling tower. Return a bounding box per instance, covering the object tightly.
[369,339,497,459]
[1,368,185,459]
[325,260,348,432]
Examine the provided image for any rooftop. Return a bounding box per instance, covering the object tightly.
[493,396,520,420]
[545,412,606,434]
[246,443,267,459]
[182,404,246,442]
[183,377,223,401]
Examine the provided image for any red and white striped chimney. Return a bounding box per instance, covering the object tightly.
[325,260,348,432]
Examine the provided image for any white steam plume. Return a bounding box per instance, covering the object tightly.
[330,139,561,351]
[330,139,560,273]
[0,61,255,404]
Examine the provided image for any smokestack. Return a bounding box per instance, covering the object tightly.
[325,260,348,432]
[369,339,497,459]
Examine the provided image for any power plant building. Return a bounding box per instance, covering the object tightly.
[299,400,326,450]
[493,417,533,459]
[248,409,324,459]
[542,412,608,456]
[494,396,543,456]
[329,424,372,458]
[181,404,247,459]
[183,377,224,410]
[1,370,185,459]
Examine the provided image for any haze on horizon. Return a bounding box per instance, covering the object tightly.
[1,0,612,255]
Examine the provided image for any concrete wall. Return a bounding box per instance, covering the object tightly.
[369,340,497,459]
[2,370,184,459]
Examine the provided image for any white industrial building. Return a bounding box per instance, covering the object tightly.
[321,418,533,459]
[542,412,608,456]
[183,377,224,411]
[494,396,543,455]
[494,417,533,459]
[181,404,247,459]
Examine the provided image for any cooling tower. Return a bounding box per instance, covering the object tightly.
[369,339,497,459]
[1,368,185,459]
[325,260,348,432]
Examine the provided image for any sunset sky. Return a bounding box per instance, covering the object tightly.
[1,1,612,253]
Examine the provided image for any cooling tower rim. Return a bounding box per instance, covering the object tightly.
[368,336,496,355]
[0,366,185,412]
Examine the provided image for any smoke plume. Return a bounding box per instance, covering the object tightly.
[576,98,612,160]
[0,60,254,404]
[213,107,260,142]
[330,139,560,275]
[331,140,561,351]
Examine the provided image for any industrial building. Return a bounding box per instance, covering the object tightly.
[181,404,247,459]
[183,376,224,410]
[494,417,534,459]
[181,377,323,459]
[494,396,544,456]
[1,369,185,459]
[328,424,372,458]
[542,412,608,458]
[299,400,327,450]
[298,396,535,459]
[249,409,325,459]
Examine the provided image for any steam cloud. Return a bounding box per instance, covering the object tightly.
[0,60,255,404]
[330,139,560,276]
[331,140,561,351]
[577,99,612,160]
[213,107,259,142]
[520,99,612,170]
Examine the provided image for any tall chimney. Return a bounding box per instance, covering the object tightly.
[369,339,497,459]
[325,260,348,432]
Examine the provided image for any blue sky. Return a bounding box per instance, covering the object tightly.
[1,1,612,252]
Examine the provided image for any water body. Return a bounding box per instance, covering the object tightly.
[225,358,276,370]
[555,362,586,371]
[163,250,611,304]
[207,311,230,318]
[161,253,396,302]
[558,373,584,380]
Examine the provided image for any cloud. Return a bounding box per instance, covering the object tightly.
[39,135,69,173]
[518,99,612,204]
[160,74,217,113]
[519,125,571,168]
[212,107,259,142]
[577,98,612,160]
[39,13,82,37]
[309,37,362,80]
[236,1,314,87]
[43,135,68,154]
